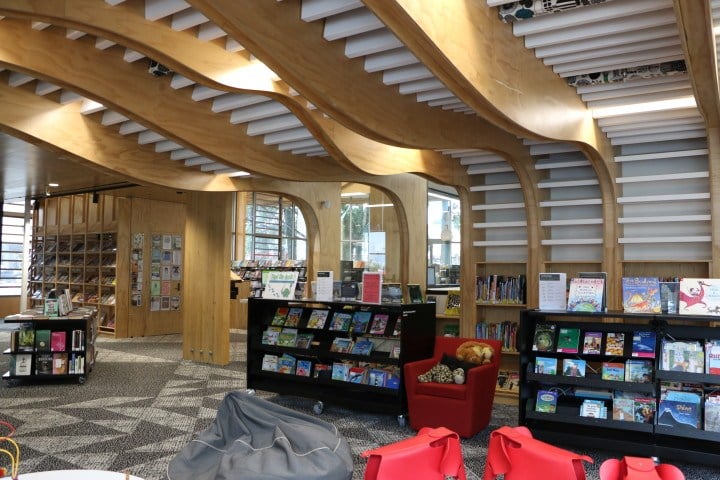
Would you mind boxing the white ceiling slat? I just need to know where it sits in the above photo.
[292,146,326,155]
[66,29,86,40]
[79,99,106,115]
[596,107,701,127]
[606,122,706,138]
[95,37,116,50]
[191,85,226,101]
[470,183,521,192]
[398,78,444,95]
[427,96,461,107]
[155,140,184,152]
[138,131,165,145]
[524,9,677,49]
[212,94,269,113]
[101,110,129,126]
[59,91,83,104]
[185,157,214,166]
[197,22,226,41]
[577,76,689,98]
[301,0,364,22]
[383,64,433,86]
[35,81,61,96]
[200,162,229,172]
[171,9,209,31]
[230,102,290,124]
[602,118,703,133]
[8,72,33,87]
[263,127,313,146]
[344,29,403,58]
[225,38,245,52]
[104,0,126,5]
[246,114,303,136]
[323,8,384,41]
[145,0,190,21]
[553,48,685,75]
[467,165,515,175]
[543,37,680,66]
[529,143,580,155]
[535,160,591,170]
[118,121,146,135]
[610,129,707,145]
[278,139,322,151]
[442,101,470,111]
[586,88,694,109]
[364,48,419,73]
[171,149,199,160]
[170,74,195,90]
[31,22,50,30]
[123,48,145,63]
[561,54,685,78]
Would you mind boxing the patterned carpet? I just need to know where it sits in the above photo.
[0,331,717,479]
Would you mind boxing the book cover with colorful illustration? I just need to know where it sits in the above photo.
[621,277,661,313]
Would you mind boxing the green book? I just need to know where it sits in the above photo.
[35,329,51,352]
[556,327,580,353]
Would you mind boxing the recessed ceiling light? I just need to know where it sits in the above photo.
[591,96,697,118]
[48,183,59,187]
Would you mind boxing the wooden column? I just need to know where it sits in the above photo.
[183,191,233,365]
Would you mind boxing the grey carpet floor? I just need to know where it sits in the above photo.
[0,331,718,479]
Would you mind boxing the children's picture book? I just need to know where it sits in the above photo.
[604,332,625,356]
[389,344,401,359]
[295,333,314,349]
[348,366,368,384]
[633,397,656,423]
[264,270,299,300]
[601,362,625,381]
[328,311,353,331]
[381,283,403,304]
[313,363,332,380]
[621,277,661,313]
[261,354,278,372]
[369,313,389,335]
[631,331,656,358]
[612,397,634,422]
[567,277,605,312]
[678,278,720,316]
[580,399,607,419]
[276,328,298,347]
[660,339,704,373]
[392,317,402,336]
[271,306,289,326]
[534,357,557,375]
[295,359,312,377]
[277,354,297,374]
[556,327,581,353]
[384,369,401,389]
[351,338,374,356]
[535,390,558,413]
[283,307,303,327]
[625,359,653,383]
[329,337,354,353]
[532,323,556,352]
[582,331,602,355]
[351,311,373,334]
[705,340,720,374]
[657,390,701,428]
[331,362,350,381]
[306,309,330,329]
[660,281,680,314]
[562,358,586,377]
[705,395,720,432]
[444,289,461,315]
[538,272,567,311]
[407,284,424,304]
[368,369,387,387]
[261,326,282,345]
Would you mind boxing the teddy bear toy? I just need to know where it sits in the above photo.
[455,341,494,365]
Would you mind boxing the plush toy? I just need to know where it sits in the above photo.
[456,341,494,365]
[417,363,454,383]
[452,368,465,384]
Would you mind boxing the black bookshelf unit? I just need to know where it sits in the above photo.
[3,309,98,385]
[247,298,436,423]
[519,308,720,467]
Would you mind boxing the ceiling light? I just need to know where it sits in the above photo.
[341,192,368,198]
[48,183,59,187]
[591,96,696,118]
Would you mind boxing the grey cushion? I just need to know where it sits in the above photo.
[167,391,353,480]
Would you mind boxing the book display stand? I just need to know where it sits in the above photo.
[519,308,720,467]
[247,298,435,424]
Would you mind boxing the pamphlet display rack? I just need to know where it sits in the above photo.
[519,308,720,467]
[247,298,435,424]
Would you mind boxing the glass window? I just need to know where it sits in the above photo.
[427,189,461,286]
[1,201,29,296]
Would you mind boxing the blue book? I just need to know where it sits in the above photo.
[350,339,374,355]
[535,390,558,413]
[350,311,373,333]
[632,331,656,358]
[535,357,557,375]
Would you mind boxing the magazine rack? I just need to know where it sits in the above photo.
[518,309,720,467]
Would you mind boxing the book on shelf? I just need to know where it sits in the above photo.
[657,390,701,429]
[407,284,424,304]
[340,281,359,301]
[328,312,353,332]
[631,331,656,358]
[604,332,625,356]
[532,323,556,352]
[331,362,351,382]
[368,369,387,387]
[444,289,461,315]
[329,337,354,353]
[385,369,401,389]
[578,272,607,312]
[580,399,607,419]
[660,339,704,373]
[295,333,314,349]
[389,344,401,359]
[705,340,720,374]
[612,397,634,422]
[567,276,605,313]
[601,362,625,381]
[35,329,51,352]
[556,327,581,353]
[538,273,567,311]
[660,281,680,314]
[50,331,67,352]
[442,323,459,337]
[362,272,382,304]
[582,331,602,355]
[261,326,282,346]
[573,387,612,400]
[381,283,403,304]
[678,278,720,316]
[306,309,330,329]
[621,277,661,313]
[633,397,656,423]
[52,352,68,375]
[348,366,368,384]
[277,354,297,374]
[704,394,720,432]
[276,328,299,347]
[313,363,332,380]
[535,390,558,413]
[391,317,402,337]
[271,306,290,326]
[350,311,373,334]
[534,357,557,375]
[625,359,653,383]
[261,354,278,372]
[351,338,374,356]
[16,325,35,353]
[283,307,304,327]
[9,354,31,376]
[369,313,389,335]
[264,270,299,300]
[36,353,53,375]
[562,358,586,377]
[295,359,312,377]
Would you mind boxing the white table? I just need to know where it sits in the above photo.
[2,470,143,480]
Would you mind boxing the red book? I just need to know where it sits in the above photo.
[50,331,67,352]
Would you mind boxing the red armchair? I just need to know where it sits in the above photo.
[403,336,502,438]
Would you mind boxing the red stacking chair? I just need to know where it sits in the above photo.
[599,457,685,480]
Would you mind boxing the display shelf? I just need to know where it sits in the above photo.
[247,298,435,420]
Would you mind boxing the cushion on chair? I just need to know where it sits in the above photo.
[415,381,467,400]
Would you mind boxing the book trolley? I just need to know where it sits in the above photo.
[519,308,720,467]
[246,298,435,424]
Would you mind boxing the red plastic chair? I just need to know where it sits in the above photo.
[483,426,593,480]
[599,457,685,480]
[403,337,502,438]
